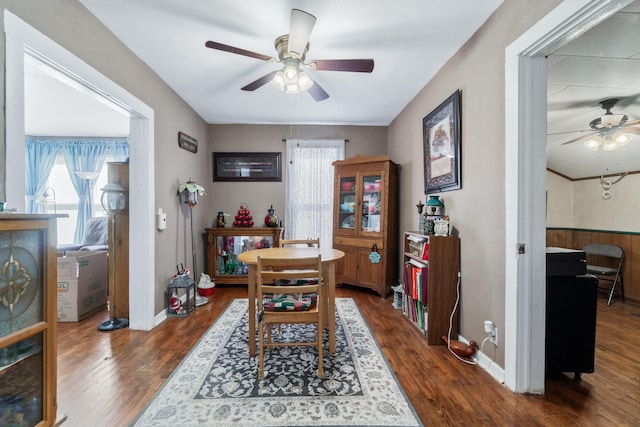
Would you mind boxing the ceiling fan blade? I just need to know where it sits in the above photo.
[308,79,329,102]
[622,118,640,127]
[205,41,274,62]
[310,59,374,73]
[241,71,279,91]
[561,132,596,145]
[623,126,640,135]
[547,129,591,136]
[288,9,316,59]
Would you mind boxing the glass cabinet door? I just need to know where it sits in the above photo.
[361,174,382,233]
[215,234,275,276]
[337,176,357,231]
[0,223,54,426]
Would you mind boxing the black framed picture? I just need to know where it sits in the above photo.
[423,90,461,194]
[213,152,282,182]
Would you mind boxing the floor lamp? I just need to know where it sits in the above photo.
[98,181,129,331]
[178,178,208,306]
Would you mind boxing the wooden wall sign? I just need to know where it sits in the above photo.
[178,132,198,153]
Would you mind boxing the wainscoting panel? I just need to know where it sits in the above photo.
[547,228,639,303]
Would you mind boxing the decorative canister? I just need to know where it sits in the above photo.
[264,205,279,227]
[434,219,450,236]
[216,212,226,227]
[425,195,444,216]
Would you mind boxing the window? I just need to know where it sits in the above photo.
[284,139,345,247]
[43,155,112,244]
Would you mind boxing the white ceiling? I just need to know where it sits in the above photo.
[23,1,640,180]
[75,0,503,126]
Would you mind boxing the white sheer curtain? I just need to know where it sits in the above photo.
[285,139,345,247]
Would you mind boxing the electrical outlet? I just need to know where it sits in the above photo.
[484,320,498,346]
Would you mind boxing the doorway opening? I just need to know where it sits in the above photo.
[504,0,634,393]
[4,11,156,330]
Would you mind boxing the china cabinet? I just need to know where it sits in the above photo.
[204,227,282,285]
[332,155,398,296]
[0,214,65,426]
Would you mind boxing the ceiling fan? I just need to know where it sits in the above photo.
[205,9,374,102]
[560,98,640,151]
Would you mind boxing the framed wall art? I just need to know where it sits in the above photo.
[213,152,282,182]
[423,90,461,194]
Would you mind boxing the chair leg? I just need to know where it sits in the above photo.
[317,324,324,378]
[258,322,265,380]
[607,277,624,306]
[607,282,615,306]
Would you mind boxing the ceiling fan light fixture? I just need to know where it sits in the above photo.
[584,137,601,151]
[297,71,313,91]
[614,131,631,146]
[270,62,314,95]
[270,71,286,91]
[283,62,298,84]
[602,139,619,151]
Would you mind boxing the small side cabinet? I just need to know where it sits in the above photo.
[0,214,65,426]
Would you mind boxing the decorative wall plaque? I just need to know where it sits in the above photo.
[178,132,198,153]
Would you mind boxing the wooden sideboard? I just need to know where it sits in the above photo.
[547,228,640,303]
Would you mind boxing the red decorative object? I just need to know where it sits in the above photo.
[232,202,254,227]
[264,205,279,227]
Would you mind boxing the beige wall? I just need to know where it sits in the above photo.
[546,171,573,228]
[387,0,563,367]
[547,171,640,232]
[206,124,387,229]
[0,0,209,314]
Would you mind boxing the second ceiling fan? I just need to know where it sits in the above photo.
[561,98,640,151]
[205,9,374,101]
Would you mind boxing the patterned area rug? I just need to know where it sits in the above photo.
[133,298,422,426]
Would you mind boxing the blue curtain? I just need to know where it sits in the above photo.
[109,139,130,162]
[25,136,129,243]
[25,137,61,213]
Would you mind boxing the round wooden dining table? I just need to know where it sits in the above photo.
[238,246,345,357]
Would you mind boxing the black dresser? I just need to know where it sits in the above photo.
[545,247,598,378]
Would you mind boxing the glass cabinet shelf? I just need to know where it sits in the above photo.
[205,227,282,285]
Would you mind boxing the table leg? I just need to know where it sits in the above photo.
[247,264,256,357]
[326,262,336,354]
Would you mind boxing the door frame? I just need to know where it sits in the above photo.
[4,11,157,330]
[504,0,633,393]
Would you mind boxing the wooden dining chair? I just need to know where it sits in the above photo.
[256,255,324,380]
[279,238,320,248]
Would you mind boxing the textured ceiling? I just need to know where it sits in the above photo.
[546,2,640,179]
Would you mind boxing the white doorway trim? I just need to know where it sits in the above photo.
[4,11,156,330]
[504,0,633,393]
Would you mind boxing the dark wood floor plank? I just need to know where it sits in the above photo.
[56,286,640,426]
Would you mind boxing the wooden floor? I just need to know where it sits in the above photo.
[57,286,640,426]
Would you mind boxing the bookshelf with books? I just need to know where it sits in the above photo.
[402,231,460,345]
